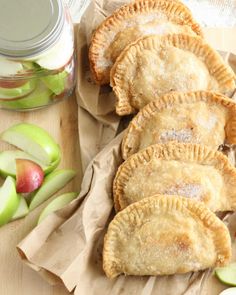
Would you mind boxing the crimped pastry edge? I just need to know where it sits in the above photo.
[113,142,236,211]
[110,34,236,116]
[103,194,231,278]
[89,0,203,85]
[121,91,236,159]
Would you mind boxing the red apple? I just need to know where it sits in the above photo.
[16,159,44,193]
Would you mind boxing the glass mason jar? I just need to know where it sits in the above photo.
[0,0,76,111]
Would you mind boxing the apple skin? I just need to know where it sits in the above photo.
[0,150,59,178]
[41,70,68,95]
[0,123,61,165]
[37,192,78,224]
[29,169,76,211]
[16,159,44,193]
[0,79,28,88]
[0,80,36,101]
[0,176,20,226]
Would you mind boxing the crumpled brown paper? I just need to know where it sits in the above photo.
[18,1,236,294]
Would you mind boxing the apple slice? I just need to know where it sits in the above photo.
[0,81,52,110]
[41,70,68,95]
[0,176,20,226]
[36,25,73,70]
[38,192,78,224]
[219,288,236,295]
[29,169,76,210]
[0,80,36,100]
[16,159,44,193]
[11,196,29,221]
[0,123,61,165]
[0,57,23,76]
[0,150,59,177]
[215,263,236,286]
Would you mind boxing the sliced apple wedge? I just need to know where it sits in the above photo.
[0,123,61,165]
[0,57,23,76]
[0,176,20,226]
[0,81,52,109]
[38,192,78,224]
[0,150,59,177]
[41,70,68,95]
[215,263,236,286]
[16,159,44,193]
[11,196,29,221]
[29,169,76,210]
[36,25,73,70]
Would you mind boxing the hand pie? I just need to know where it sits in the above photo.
[103,195,231,279]
[111,34,236,115]
[114,143,236,212]
[122,91,236,159]
[89,0,202,85]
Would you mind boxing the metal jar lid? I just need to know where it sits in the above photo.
[0,0,65,58]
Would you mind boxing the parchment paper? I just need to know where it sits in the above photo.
[18,1,236,295]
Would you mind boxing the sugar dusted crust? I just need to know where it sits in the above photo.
[110,34,236,116]
[89,0,203,85]
[113,142,236,212]
[122,91,236,159]
[103,195,231,278]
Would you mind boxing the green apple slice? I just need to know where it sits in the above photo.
[0,150,60,177]
[11,196,29,221]
[0,150,46,177]
[29,169,76,210]
[38,192,78,224]
[0,123,61,165]
[0,80,36,100]
[41,70,68,95]
[0,176,20,226]
[0,81,52,110]
[215,263,236,286]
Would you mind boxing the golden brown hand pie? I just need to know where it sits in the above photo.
[114,143,236,212]
[111,34,236,116]
[89,0,203,85]
[122,91,236,159]
[103,195,231,279]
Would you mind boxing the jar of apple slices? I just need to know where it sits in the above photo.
[0,0,76,111]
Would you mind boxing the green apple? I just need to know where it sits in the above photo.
[0,81,52,110]
[0,176,20,226]
[0,150,46,177]
[0,80,36,100]
[0,150,60,177]
[0,123,61,165]
[219,288,236,295]
[29,169,76,210]
[38,192,78,224]
[215,263,236,286]
[11,196,29,221]
[41,70,68,95]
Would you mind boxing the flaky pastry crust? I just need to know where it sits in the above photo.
[114,143,236,212]
[110,34,236,115]
[89,0,203,85]
[103,195,231,278]
[122,91,236,159]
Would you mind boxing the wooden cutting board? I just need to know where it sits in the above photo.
[0,28,235,295]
